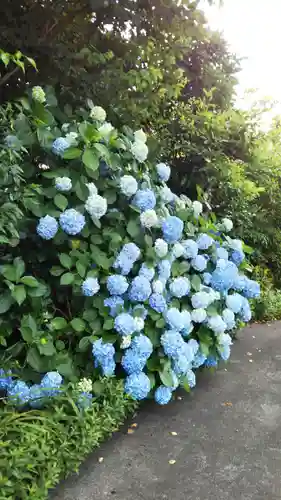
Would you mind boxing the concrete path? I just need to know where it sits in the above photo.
[53,322,281,500]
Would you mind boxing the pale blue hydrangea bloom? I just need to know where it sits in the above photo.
[218,344,231,361]
[222,308,236,330]
[211,261,239,292]
[132,189,156,212]
[156,162,171,182]
[205,356,218,368]
[162,216,183,243]
[128,276,152,302]
[29,384,44,408]
[0,369,12,390]
[7,381,30,406]
[52,137,69,156]
[113,243,140,275]
[149,293,167,313]
[120,175,138,197]
[192,352,207,368]
[160,185,175,204]
[216,247,229,261]
[124,372,151,400]
[187,339,199,356]
[122,350,147,374]
[40,371,63,397]
[169,277,190,298]
[139,264,155,281]
[207,315,227,335]
[165,308,185,331]
[154,385,172,405]
[226,293,244,313]
[197,234,214,250]
[191,308,207,323]
[203,272,212,285]
[37,215,58,240]
[55,176,72,192]
[77,392,93,410]
[104,296,124,317]
[154,238,168,258]
[191,255,207,272]
[85,194,107,219]
[241,278,260,299]
[161,330,185,358]
[59,209,85,235]
[114,313,136,336]
[82,277,100,296]
[185,369,196,388]
[182,240,198,259]
[191,292,210,309]
[172,242,185,259]
[231,250,245,266]
[107,275,128,295]
[92,339,116,376]
[157,259,171,280]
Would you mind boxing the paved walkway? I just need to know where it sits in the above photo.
[53,322,281,500]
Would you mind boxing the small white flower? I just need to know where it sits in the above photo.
[120,335,132,349]
[65,131,78,146]
[32,86,46,103]
[230,238,243,251]
[86,182,98,196]
[120,175,138,197]
[134,317,144,332]
[160,186,174,204]
[156,163,170,182]
[221,218,233,232]
[172,243,184,259]
[175,197,186,210]
[85,194,107,219]
[77,378,93,393]
[140,209,158,228]
[134,129,147,143]
[192,200,203,217]
[152,280,164,294]
[154,238,168,258]
[38,163,50,170]
[191,308,207,323]
[98,122,114,137]
[62,123,70,132]
[131,141,148,162]
[90,106,107,122]
[55,176,72,192]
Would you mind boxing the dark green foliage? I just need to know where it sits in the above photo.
[0,378,137,500]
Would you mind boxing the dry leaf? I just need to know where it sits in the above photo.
[169,459,176,465]
[127,428,135,434]
[131,423,138,428]
[222,402,233,407]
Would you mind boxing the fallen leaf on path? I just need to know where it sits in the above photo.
[222,402,233,407]
[98,457,104,463]
[127,428,135,434]
[131,423,138,428]
[169,459,176,465]
[170,431,178,436]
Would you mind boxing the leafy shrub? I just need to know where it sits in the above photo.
[0,87,260,407]
[251,266,281,322]
[0,378,137,500]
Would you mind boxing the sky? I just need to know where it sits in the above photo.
[202,0,281,124]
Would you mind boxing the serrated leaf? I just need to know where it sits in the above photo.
[59,253,72,269]
[63,147,82,159]
[51,317,68,330]
[60,272,74,285]
[71,318,86,332]
[20,276,39,287]
[82,148,99,171]
[54,193,68,211]
[12,285,26,305]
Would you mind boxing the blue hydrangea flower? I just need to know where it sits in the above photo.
[41,371,63,397]
[242,278,260,299]
[107,275,128,295]
[124,372,151,400]
[192,352,207,368]
[55,176,72,192]
[156,162,171,182]
[29,384,44,408]
[59,209,85,235]
[114,313,136,336]
[191,292,210,309]
[132,304,148,320]
[197,234,214,250]
[154,238,168,258]
[218,344,231,361]
[187,339,199,356]
[132,189,156,212]
[104,296,124,317]
[162,216,183,243]
[191,308,207,323]
[240,298,252,322]
[81,277,100,296]
[173,354,192,375]
[158,260,171,280]
[138,264,155,281]
[92,339,116,376]
[203,272,212,285]
[226,293,244,313]
[211,261,239,292]
[185,369,196,388]
[52,137,70,156]
[7,381,30,406]
[182,240,198,259]
[128,276,152,302]
[165,308,185,331]
[169,277,190,298]
[77,392,93,410]
[113,243,140,275]
[154,385,172,405]
[122,350,147,374]
[0,369,12,390]
[149,293,167,313]
[205,356,218,368]
[161,330,184,358]
[216,247,229,261]
[37,215,58,240]
[207,315,227,335]
[191,255,207,272]
[231,250,245,266]
[222,308,236,330]
[131,334,153,357]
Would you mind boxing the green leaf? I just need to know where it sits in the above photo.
[127,219,140,238]
[27,347,44,372]
[92,380,105,396]
[82,148,99,171]
[200,343,210,357]
[76,261,86,277]
[148,373,156,389]
[94,143,110,159]
[51,317,68,330]
[206,305,218,316]
[1,265,17,282]
[156,318,165,329]
[59,253,72,269]
[103,318,114,330]
[71,318,86,332]
[0,293,13,314]
[63,147,82,159]
[78,336,91,352]
[50,266,64,277]
[181,377,191,393]
[12,285,26,305]
[191,274,201,291]
[159,367,174,387]
[14,257,25,281]
[54,193,68,211]
[20,276,39,287]
[60,272,75,285]
[38,339,56,356]
[27,283,48,297]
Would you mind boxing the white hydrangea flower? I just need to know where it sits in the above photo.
[65,131,78,146]
[191,308,207,323]
[134,317,144,332]
[32,86,46,103]
[154,238,168,258]
[134,129,147,143]
[172,243,184,258]
[131,141,148,162]
[38,163,50,170]
[230,238,243,251]
[86,182,98,196]
[77,378,93,393]
[221,218,233,232]
[55,176,72,192]
[192,200,203,217]
[62,123,70,132]
[140,209,158,228]
[90,106,107,122]
[85,194,107,219]
[98,122,114,137]
[120,175,138,197]
[175,197,186,210]
[160,186,174,204]
[152,280,164,294]
[120,335,132,349]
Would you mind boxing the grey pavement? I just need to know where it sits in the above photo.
[52,322,281,500]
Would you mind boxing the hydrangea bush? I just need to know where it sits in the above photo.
[0,88,260,406]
